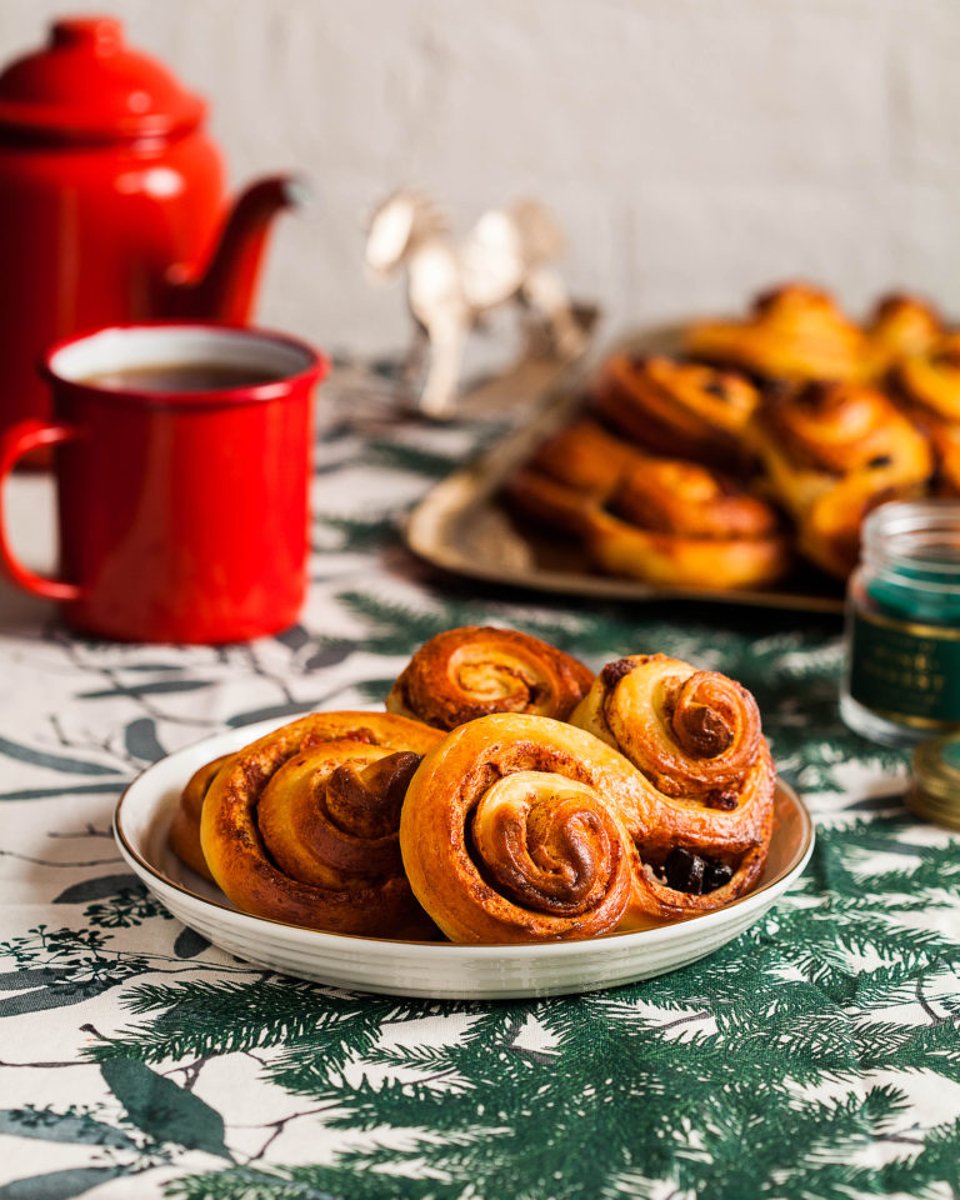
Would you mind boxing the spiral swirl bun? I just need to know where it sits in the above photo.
[684,283,867,383]
[473,774,630,915]
[256,747,422,887]
[400,709,774,936]
[387,626,594,730]
[865,293,943,378]
[199,712,443,936]
[932,425,960,497]
[504,419,644,536]
[753,380,933,576]
[572,654,762,799]
[593,355,760,468]
[523,418,643,501]
[586,459,790,590]
[569,654,774,898]
[168,753,234,882]
[891,335,960,426]
[760,380,927,476]
[399,714,650,942]
[506,417,789,591]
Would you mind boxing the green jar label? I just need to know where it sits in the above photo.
[849,608,960,728]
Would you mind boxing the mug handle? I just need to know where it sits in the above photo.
[0,419,83,602]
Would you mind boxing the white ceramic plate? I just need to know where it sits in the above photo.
[114,717,815,1000]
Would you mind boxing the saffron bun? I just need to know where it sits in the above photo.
[168,753,233,882]
[502,418,643,536]
[886,334,960,495]
[386,625,593,730]
[891,333,960,426]
[398,715,646,943]
[592,355,760,469]
[749,380,934,577]
[684,283,867,384]
[198,712,443,936]
[399,710,776,940]
[173,637,781,943]
[864,293,943,379]
[932,425,960,497]
[521,417,643,499]
[582,458,791,590]
[569,652,775,886]
[505,422,790,591]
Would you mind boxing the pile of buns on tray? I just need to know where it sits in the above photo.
[169,626,776,945]
[506,284,958,587]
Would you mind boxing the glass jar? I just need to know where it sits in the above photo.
[841,500,960,747]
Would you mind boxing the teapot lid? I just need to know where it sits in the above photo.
[0,16,206,142]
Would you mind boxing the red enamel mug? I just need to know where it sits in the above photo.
[0,323,327,643]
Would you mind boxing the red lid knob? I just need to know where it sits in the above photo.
[51,16,123,54]
[0,15,206,142]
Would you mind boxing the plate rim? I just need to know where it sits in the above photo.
[114,715,816,960]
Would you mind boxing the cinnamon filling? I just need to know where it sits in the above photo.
[601,657,636,689]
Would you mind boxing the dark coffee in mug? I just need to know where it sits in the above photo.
[82,361,281,392]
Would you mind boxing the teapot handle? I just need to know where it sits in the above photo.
[0,420,83,602]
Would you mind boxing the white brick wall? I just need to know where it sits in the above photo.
[2,0,959,359]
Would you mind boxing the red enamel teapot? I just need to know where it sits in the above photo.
[0,15,303,443]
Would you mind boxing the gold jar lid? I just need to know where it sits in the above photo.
[909,733,960,830]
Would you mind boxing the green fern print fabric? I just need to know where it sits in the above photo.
[0,386,958,1200]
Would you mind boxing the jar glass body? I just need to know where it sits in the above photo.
[841,501,960,747]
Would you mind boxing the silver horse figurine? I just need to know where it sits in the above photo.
[365,190,587,416]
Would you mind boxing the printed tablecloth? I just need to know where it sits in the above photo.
[1,381,958,1200]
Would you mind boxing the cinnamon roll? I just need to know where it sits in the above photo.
[569,653,775,916]
[593,355,760,468]
[400,709,774,941]
[932,425,960,497]
[864,293,943,379]
[399,714,648,942]
[387,626,594,730]
[751,380,934,576]
[503,418,643,535]
[168,753,233,882]
[685,283,867,383]
[891,333,960,427]
[199,712,443,936]
[583,458,791,590]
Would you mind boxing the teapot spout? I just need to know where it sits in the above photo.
[166,174,308,323]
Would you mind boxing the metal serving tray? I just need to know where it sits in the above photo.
[404,324,845,615]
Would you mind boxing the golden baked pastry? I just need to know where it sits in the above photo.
[505,418,789,591]
[891,333,960,426]
[593,355,760,468]
[750,380,934,577]
[199,712,443,936]
[569,653,775,916]
[885,333,960,495]
[399,714,648,943]
[685,283,867,383]
[864,293,943,379]
[503,418,643,535]
[522,417,642,496]
[932,425,960,497]
[387,625,594,730]
[584,458,791,590]
[168,753,233,882]
[401,703,776,939]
